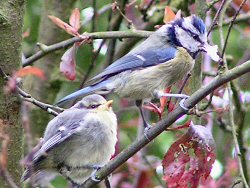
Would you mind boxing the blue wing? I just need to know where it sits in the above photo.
[55,46,177,105]
[88,46,177,85]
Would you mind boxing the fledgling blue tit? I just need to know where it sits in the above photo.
[22,94,117,187]
[56,15,219,130]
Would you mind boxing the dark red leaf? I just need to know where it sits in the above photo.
[162,125,216,188]
[136,171,153,188]
[167,100,175,112]
[60,45,77,80]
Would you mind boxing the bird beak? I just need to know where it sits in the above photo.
[199,42,220,62]
[98,100,113,111]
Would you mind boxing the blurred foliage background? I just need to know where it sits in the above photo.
[20,0,250,187]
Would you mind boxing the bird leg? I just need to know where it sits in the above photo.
[60,164,104,182]
[135,100,152,140]
[90,164,104,182]
[154,91,190,112]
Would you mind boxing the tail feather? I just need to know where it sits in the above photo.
[21,170,58,187]
[21,169,30,182]
[56,80,113,106]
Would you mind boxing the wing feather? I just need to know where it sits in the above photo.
[88,47,177,85]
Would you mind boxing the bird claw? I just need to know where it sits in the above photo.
[179,98,190,112]
[90,165,103,182]
[144,124,152,141]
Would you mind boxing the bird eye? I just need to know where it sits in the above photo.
[90,104,100,109]
[192,34,199,40]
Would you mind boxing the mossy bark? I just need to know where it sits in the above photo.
[0,0,25,187]
[23,0,76,137]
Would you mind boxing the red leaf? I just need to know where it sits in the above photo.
[163,6,176,24]
[60,45,77,80]
[48,15,79,36]
[70,8,81,31]
[22,29,30,38]
[162,125,216,188]
[15,66,45,79]
[167,100,175,112]
[136,171,153,188]
[143,102,162,117]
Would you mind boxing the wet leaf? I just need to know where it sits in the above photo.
[60,45,78,80]
[162,125,216,188]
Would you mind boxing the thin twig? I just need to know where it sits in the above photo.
[207,0,227,36]
[17,87,62,116]
[231,81,248,184]
[200,91,214,111]
[207,0,221,10]
[0,67,63,116]
[22,30,152,67]
[113,1,135,29]
[82,60,250,187]
[178,73,191,95]
[174,73,191,105]
[230,179,242,188]
[221,0,247,58]
[227,86,249,188]
[218,1,249,186]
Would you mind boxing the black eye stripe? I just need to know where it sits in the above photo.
[179,26,202,43]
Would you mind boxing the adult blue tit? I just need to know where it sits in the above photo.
[56,15,219,129]
[22,94,117,187]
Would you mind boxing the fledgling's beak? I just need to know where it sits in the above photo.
[199,42,220,62]
[98,100,113,111]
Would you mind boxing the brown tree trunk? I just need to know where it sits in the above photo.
[0,0,25,187]
[23,0,76,137]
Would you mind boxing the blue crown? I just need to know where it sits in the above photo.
[191,16,206,34]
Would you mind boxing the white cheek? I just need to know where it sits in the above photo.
[200,33,207,43]
[175,27,199,53]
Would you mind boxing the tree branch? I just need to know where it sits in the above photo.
[82,60,250,187]
[22,31,152,67]
[22,11,250,68]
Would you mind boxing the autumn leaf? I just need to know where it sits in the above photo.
[15,66,45,79]
[70,8,81,31]
[162,124,216,188]
[60,45,78,80]
[163,6,176,24]
[4,66,45,94]
[48,15,79,36]
[143,87,173,119]
[22,29,30,38]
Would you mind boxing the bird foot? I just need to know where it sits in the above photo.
[90,165,104,182]
[143,123,152,141]
[179,98,190,112]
